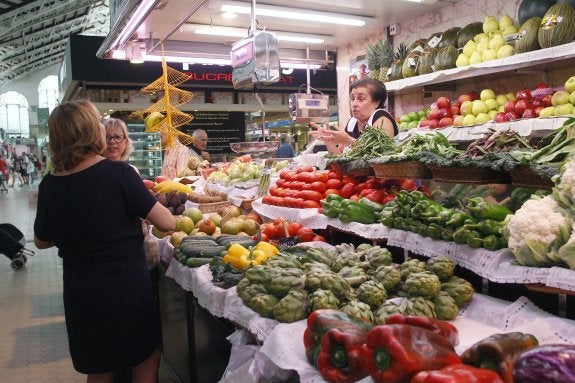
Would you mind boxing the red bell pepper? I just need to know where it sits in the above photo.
[460,332,538,383]
[411,364,504,383]
[365,190,387,203]
[339,184,356,199]
[385,314,459,347]
[303,309,372,369]
[360,324,462,383]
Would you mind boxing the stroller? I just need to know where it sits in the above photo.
[0,223,35,270]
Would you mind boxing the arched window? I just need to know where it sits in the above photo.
[38,75,59,113]
[0,91,29,138]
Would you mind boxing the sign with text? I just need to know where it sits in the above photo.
[180,111,245,156]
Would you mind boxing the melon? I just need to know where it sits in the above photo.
[434,45,458,71]
[515,17,542,53]
[402,51,422,78]
[538,2,575,48]
[418,48,438,75]
[438,27,461,49]
[518,0,556,25]
[388,60,404,81]
[409,39,428,53]
[457,22,484,48]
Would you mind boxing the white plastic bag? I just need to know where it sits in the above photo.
[142,222,160,269]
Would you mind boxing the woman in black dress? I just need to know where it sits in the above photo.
[34,100,176,383]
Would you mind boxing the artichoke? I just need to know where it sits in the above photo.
[356,243,373,253]
[266,268,306,297]
[365,246,393,268]
[404,271,441,298]
[237,282,268,304]
[441,275,475,307]
[400,296,437,318]
[266,254,302,269]
[374,301,403,325]
[304,247,335,266]
[319,273,353,300]
[244,265,276,285]
[356,280,388,309]
[330,253,361,272]
[426,256,456,281]
[302,261,332,273]
[340,299,374,322]
[305,269,336,292]
[400,258,427,280]
[309,289,340,311]
[272,290,310,323]
[338,265,369,287]
[248,293,280,318]
[434,291,459,320]
[371,264,402,291]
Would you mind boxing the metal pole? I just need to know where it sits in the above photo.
[250,0,257,35]
[306,44,311,94]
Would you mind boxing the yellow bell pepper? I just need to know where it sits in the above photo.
[251,249,268,264]
[227,243,250,258]
[255,242,279,258]
[236,253,254,269]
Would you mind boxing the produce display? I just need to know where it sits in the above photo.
[257,217,326,243]
[207,157,289,186]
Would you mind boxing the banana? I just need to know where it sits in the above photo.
[153,180,194,194]
[144,112,166,130]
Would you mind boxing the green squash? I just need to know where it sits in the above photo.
[434,45,458,71]
[457,22,483,48]
[402,51,422,78]
[516,17,542,53]
[538,2,575,48]
[438,27,461,49]
[418,48,438,75]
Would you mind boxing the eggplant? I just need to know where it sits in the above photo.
[513,344,575,383]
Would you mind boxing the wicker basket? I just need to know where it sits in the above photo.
[509,166,554,189]
[196,200,231,213]
[370,161,432,179]
[429,166,511,184]
[329,159,374,177]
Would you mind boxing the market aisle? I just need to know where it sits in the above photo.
[0,183,180,383]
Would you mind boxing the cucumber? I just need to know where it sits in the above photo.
[185,257,213,268]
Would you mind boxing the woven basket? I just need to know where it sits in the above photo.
[329,159,374,177]
[370,161,432,179]
[429,166,511,184]
[509,166,554,189]
[196,200,231,213]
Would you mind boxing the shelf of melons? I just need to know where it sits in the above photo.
[385,41,575,95]
[397,115,572,142]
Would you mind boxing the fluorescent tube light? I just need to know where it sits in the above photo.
[143,53,324,69]
[219,1,371,26]
[190,24,328,44]
[114,0,159,49]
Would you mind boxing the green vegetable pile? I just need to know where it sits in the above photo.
[328,125,397,161]
[236,243,474,323]
[370,132,460,164]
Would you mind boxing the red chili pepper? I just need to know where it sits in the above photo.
[303,309,372,369]
[317,327,371,383]
[411,364,504,383]
[385,314,459,347]
[360,324,462,383]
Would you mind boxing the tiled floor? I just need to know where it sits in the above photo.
[0,181,181,383]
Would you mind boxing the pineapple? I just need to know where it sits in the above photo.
[366,39,394,83]
[389,43,409,81]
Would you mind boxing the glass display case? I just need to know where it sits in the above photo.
[126,121,162,180]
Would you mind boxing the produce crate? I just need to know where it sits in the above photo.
[428,166,511,184]
[370,160,432,179]
[195,200,231,214]
[329,159,374,177]
[509,165,554,189]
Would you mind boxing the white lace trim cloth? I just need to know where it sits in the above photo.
[252,198,329,229]
[328,219,391,240]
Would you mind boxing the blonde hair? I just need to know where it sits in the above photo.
[48,100,105,172]
[102,118,134,161]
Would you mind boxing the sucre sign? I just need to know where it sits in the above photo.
[183,71,296,85]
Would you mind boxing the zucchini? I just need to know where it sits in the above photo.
[185,257,213,268]
[181,236,218,243]
[180,245,226,258]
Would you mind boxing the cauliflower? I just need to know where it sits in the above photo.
[504,195,572,267]
[553,158,575,210]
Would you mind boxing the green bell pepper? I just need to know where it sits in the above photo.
[482,235,506,251]
[425,209,455,226]
[427,223,443,240]
[358,197,384,213]
[466,230,483,248]
[466,197,512,221]
[441,227,455,241]
[340,203,376,224]
[453,227,471,244]
[445,212,473,228]
[326,194,344,203]
[464,219,505,236]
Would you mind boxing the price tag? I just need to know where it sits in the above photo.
[427,35,442,48]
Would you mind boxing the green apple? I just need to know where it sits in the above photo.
[483,16,499,34]
[539,106,555,117]
[489,34,505,51]
[456,53,469,67]
[496,94,508,106]
[408,111,419,121]
[472,100,489,115]
[499,15,516,30]
[399,121,410,131]
[555,103,574,116]
[399,114,412,123]
[480,89,496,101]
[482,49,498,62]
[565,76,575,93]
[462,40,477,57]
[506,92,516,101]
[570,91,575,105]
[476,41,489,54]
[485,99,499,110]
[475,112,491,124]
[498,105,505,113]
[552,90,571,106]
[469,51,483,65]
[497,44,515,59]
[460,100,474,115]
[462,114,476,126]
[488,110,498,119]
[453,115,465,126]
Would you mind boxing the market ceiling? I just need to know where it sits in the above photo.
[0,0,459,89]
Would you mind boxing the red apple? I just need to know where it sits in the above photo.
[534,106,544,116]
[516,89,532,100]
[439,117,454,127]
[468,91,480,101]
[449,103,461,116]
[438,108,451,119]
[531,98,543,108]
[505,111,520,121]
[457,94,473,104]
[436,96,451,109]
[427,108,440,120]
[504,100,516,113]
[542,95,553,107]
[522,109,537,119]
[419,119,430,128]
[514,99,532,115]
[535,82,549,89]
[428,119,439,129]
[493,112,507,123]
[155,175,170,183]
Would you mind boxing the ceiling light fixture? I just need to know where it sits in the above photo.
[114,0,159,50]
[130,43,145,64]
[219,1,372,26]
[189,24,329,44]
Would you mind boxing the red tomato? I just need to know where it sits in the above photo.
[279,170,290,180]
[324,189,341,197]
[300,190,324,202]
[314,171,329,183]
[303,200,321,209]
[273,217,286,225]
[268,186,279,196]
[275,179,285,187]
[296,227,315,242]
[296,165,315,173]
[339,183,356,199]
[326,179,343,189]
[349,194,360,202]
[359,188,377,197]
[285,171,299,181]
[400,179,416,191]
[262,195,273,204]
[288,222,302,236]
[310,181,327,194]
[301,183,312,190]
[328,171,342,180]
[260,233,270,242]
[342,176,360,185]
[290,181,304,190]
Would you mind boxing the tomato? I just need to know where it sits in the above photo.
[328,171,342,180]
[263,224,277,239]
[400,179,416,191]
[342,176,360,185]
[273,217,286,225]
[275,179,285,187]
[268,186,279,196]
[285,171,299,181]
[260,233,270,242]
[339,183,356,199]
[326,179,343,189]
[282,181,293,189]
[296,227,315,242]
[359,188,377,197]
[314,171,329,183]
[301,183,312,190]
[284,196,298,208]
[303,200,321,209]
[300,190,324,202]
[290,181,304,190]
[279,170,290,180]
[296,165,315,173]
[356,182,368,192]
[288,222,302,236]
[310,181,327,194]
[349,194,360,202]
[324,189,341,197]
[262,195,273,204]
